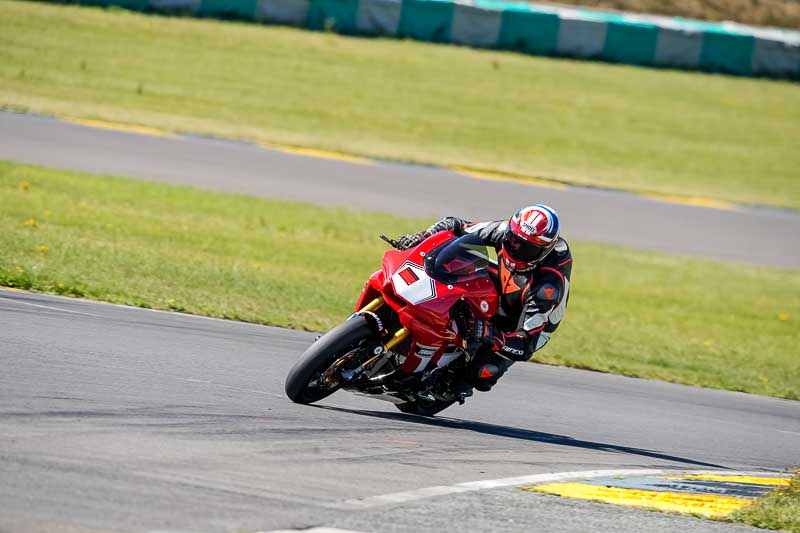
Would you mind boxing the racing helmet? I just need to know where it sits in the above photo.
[502,205,560,271]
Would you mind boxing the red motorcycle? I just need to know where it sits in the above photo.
[285,231,499,416]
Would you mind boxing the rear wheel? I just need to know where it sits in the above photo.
[395,398,456,417]
[285,316,376,404]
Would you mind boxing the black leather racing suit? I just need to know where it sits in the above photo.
[423,217,572,391]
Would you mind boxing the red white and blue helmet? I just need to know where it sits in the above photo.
[502,205,560,271]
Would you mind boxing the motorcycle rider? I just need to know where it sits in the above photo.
[395,205,571,393]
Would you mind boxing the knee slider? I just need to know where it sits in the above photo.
[476,363,500,385]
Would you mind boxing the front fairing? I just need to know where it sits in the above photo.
[351,232,500,375]
[383,232,498,331]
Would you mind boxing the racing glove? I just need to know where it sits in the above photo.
[468,319,529,361]
[396,232,425,250]
[466,318,495,355]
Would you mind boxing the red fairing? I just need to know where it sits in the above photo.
[353,270,385,311]
[354,231,499,375]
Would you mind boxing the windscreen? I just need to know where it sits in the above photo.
[424,233,495,283]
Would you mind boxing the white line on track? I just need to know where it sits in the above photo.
[342,469,790,509]
[0,288,284,328]
[0,294,108,318]
[0,289,288,399]
[259,529,370,533]
[701,416,796,437]
[90,360,287,400]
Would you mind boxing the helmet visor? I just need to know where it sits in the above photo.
[502,231,550,264]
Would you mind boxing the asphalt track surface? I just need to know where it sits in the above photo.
[2,111,799,269]
[1,111,799,532]
[2,289,799,532]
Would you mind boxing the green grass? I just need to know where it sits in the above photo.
[727,472,800,532]
[2,1,800,209]
[2,160,798,399]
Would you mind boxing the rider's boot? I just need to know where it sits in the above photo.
[467,349,515,392]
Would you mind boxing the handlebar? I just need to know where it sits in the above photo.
[380,234,401,249]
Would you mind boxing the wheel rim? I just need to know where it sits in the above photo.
[304,346,364,397]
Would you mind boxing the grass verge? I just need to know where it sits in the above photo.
[2,161,798,399]
[726,471,800,532]
[2,0,799,209]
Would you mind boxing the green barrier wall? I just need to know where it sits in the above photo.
[700,31,756,76]
[308,0,358,32]
[398,0,454,43]
[603,21,658,65]
[497,7,560,55]
[200,0,258,19]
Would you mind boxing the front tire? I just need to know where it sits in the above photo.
[285,315,376,404]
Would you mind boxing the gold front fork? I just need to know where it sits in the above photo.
[355,327,409,371]
[384,327,409,350]
[357,296,409,352]
[359,296,384,314]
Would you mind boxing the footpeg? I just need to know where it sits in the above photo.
[456,390,473,404]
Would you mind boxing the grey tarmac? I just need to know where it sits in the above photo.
[1,289,798,532]
[1,111,799,268]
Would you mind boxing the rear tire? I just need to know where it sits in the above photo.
[285,316,376,404]
[395,399,456,417]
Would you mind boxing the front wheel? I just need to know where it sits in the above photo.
[285,315,377,404]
